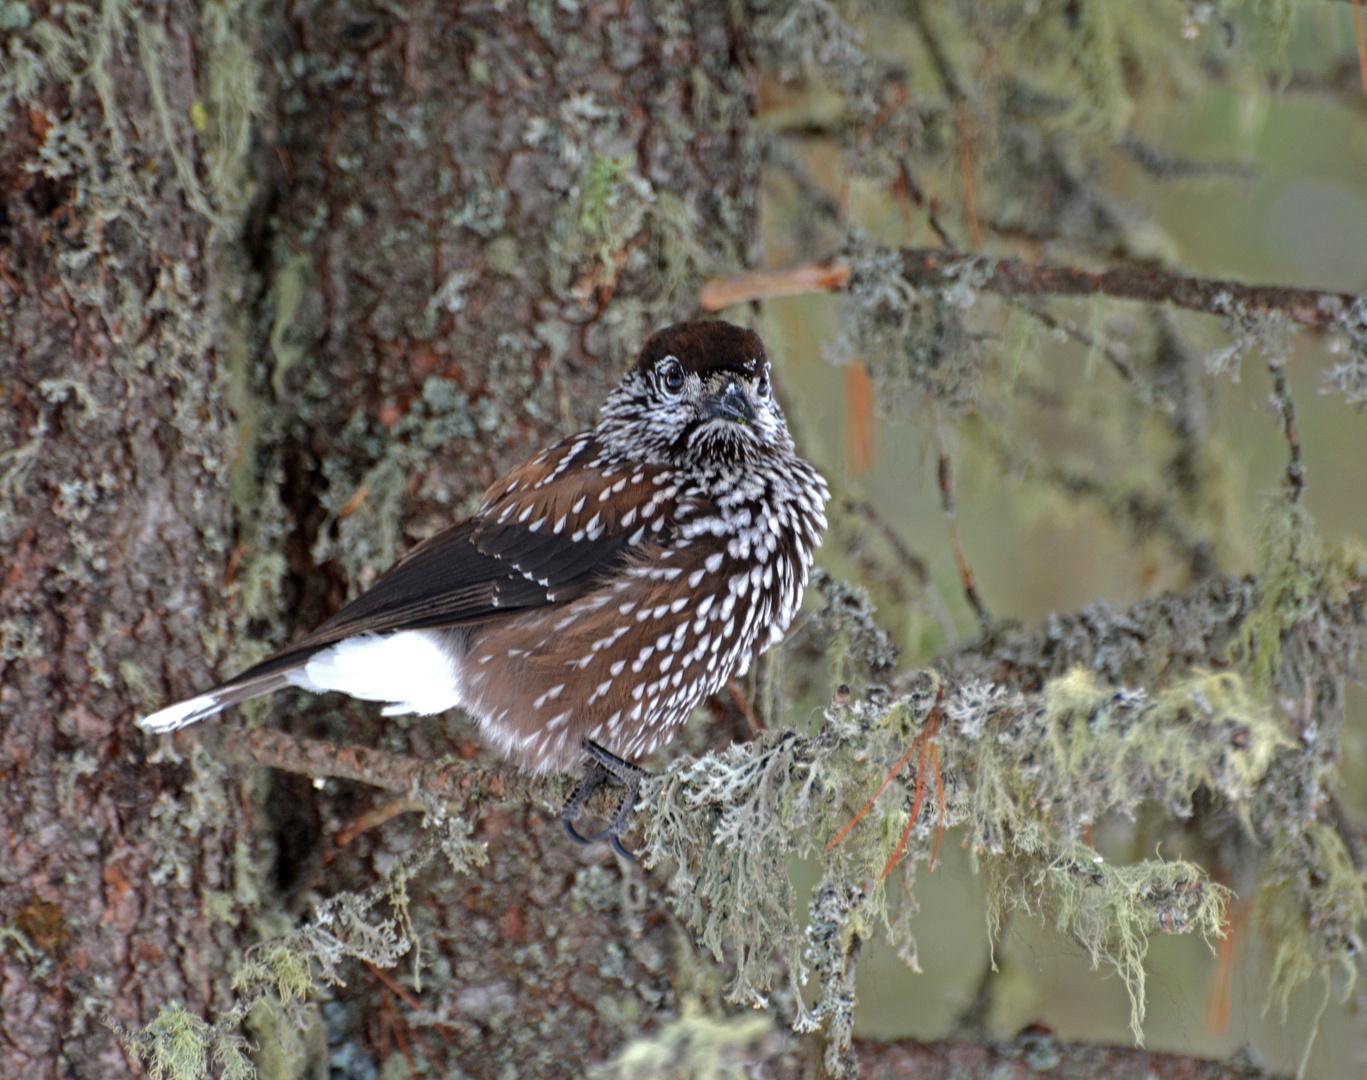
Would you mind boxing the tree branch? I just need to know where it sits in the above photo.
[185,724,536,809]
[702,251,1360,330]
[179,555,1363,1076]
[898,250,1358,328]
[852,1032,1289,1080]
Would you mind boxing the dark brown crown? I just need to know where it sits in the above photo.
[633,320,767,379]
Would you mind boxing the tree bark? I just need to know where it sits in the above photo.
[1,1,758,1075]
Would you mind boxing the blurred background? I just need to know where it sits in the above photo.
[726,4,1367,1075]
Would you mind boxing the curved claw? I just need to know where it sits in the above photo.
[562,814,608,846]
[608,832,639,863]
[563,807,638,860]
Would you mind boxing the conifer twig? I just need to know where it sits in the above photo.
[1267,361,1306,503]
[931,400,991,629]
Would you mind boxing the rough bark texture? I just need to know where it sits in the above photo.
[1,4,254,1075]
[1,1,757,1075]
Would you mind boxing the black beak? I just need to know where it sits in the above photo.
[703,377,756,426]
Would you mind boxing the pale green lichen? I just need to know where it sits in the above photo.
[0,432,44,530]
[587,1000,773,1080]
[3,0,272,716]
[984,821,1230,1042]
[1024,668,1286,832]
[795,878,872,1076]
[309,452,416,594]
[826,246,981,412]
[109,1004,233,1080]
[1205,296,1292,383]
[1255,821,1367,1078]
[1326,295,1367,407]
[448,170,511,237]
[266,253,314,400]
[243,996,322,1080]
[37,3,1366,1078]
[552,148,730,315]
[646,653,1298,1074]
[302,374,488,595]
[110,811,487,1080]
[991,1,1132,136]
[1258,823,1366,1022]
[0,924,54,979]
[0,616,44,662]
[118,660,163,713]
[1243,502,1367,696]
[805,568,901,690]
[0,1,31,30]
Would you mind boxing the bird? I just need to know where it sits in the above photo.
[139,320,830,855]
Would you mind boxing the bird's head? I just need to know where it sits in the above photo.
[599,321,794,467]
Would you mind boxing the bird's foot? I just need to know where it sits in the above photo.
[561,740,648,861]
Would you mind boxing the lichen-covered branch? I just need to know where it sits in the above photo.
[707,247,1367,412]
[186,725,529,809]
[645,667,1261,1055]
[892,248,1361,331]
[183,516,1365,1076]
[590,1019,1294,1080]
[849,1031,1292,1080]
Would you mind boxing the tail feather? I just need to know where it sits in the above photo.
[138,629,455,733]
[138,664,304,733]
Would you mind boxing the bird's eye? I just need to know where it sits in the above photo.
[658,357,685,396]
[756,368,771,399]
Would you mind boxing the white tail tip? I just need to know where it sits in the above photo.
[138,693,225,733]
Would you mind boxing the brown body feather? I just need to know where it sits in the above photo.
[140,321,828,796]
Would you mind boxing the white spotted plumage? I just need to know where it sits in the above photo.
[138,322,828,793]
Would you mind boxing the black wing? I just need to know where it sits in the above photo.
[220,439,672,683]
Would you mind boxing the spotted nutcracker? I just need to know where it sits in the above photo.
[140,320,830,855]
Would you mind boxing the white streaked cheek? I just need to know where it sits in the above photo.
[287,630,465,716]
